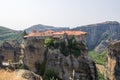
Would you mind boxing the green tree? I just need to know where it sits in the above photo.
[60,40,69,56]
[21,30,27,37]
[68,36,80,57]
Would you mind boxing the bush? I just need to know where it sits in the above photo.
[72,47,80,57]
[18,63,25,69]
[45,68,59,80]
[68,36,77,49]
[44,38,59,48]
[35,62,45,76]
[60,40,69,56]
[53,40,59,48]
[44,38,53,47]
[68,36,80,57]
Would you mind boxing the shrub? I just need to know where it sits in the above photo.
[72,47,80,57]
[53,40,59,48]
[68,36,80,57]
[21,30,27,37]
[18,63,25,69]
[60,40,69,56]
[44,38,59,48]
[35,62,45,76]
[44,38,53,47]
[45,68,59,80]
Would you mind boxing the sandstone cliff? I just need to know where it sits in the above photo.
[106,41,120,80]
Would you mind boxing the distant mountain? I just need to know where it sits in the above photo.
[25,24,69,33]
[0,26,22,44]
[73,21,120,52]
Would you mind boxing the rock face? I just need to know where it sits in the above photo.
[23,39,46,72]
[106,41,120,80]
[46,48,97,80]
[23,37,98,80]
[73,21,120,52]
[0,40,21,63]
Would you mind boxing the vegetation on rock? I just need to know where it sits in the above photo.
[60,40,69,56]
[21,30,27,37]
[35,62,46,76]
[44,68,59,80]
[44,38,59,48]
[88,51,106,65]
[98,70,105,80]
[67,36,81,57]
[44,36,81,57]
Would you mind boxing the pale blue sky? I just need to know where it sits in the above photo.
[0,0,120,30]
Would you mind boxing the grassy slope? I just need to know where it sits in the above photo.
[88,51,106,65]
[0,26,23,44]
[88,51,106,80]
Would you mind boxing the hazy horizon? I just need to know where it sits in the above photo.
[0,0,120,30]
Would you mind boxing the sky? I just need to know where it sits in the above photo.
[0,0,120,30]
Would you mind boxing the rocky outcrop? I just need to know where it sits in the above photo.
[0,40,21,63]
[46,48,97,80]
[23,39,46,72]
[23,37,98,80]
[106,41,120,80]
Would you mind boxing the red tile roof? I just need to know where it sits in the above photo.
[53,31,87,36]
[24,30,87,38]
